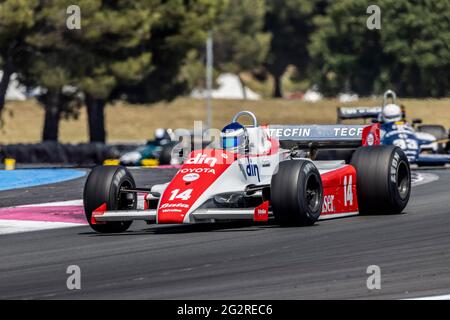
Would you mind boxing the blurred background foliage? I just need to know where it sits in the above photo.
[0,0,449,142]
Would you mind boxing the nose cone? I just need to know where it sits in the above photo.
[157,149,235,224]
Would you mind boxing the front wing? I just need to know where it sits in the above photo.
[92,207,357,224]
[415,154,450,166]
[92,207,267,224]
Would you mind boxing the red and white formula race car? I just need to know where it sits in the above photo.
[83,111,411,233]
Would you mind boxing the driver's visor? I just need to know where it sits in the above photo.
[222,135,244,150]
[384,114,400,120]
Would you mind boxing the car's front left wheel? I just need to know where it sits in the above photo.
[271,160,323,226]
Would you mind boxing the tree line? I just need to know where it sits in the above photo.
[0,0,449,142]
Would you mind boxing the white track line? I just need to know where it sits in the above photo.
[0,196,150,235]
[0,220,84,235]
[412,172,439,187]
[0,199,85,235]
[18,195,145,208]
[20,199,83,207]
[405,294,450,300]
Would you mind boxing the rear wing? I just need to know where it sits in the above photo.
[268,124,380,149]
[336,106,382,123]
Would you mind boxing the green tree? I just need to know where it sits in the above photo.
[4,0,221,142]
[381,0,450,97]
[213,0,271,99]
[119,0,224,103]
[309,0,450,97]
[0,0,38,124]
[10,0,156,142]
[264,0,327,97]
[18,1,84,141]
[22,57,83,141]
[65,0,157,142]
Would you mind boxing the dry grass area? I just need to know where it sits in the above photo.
[1,97,449,143]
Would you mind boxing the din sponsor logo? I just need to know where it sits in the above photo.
[186,154,217,167]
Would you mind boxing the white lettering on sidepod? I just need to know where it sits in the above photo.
[160,203,189,209]
[180,168,216,174]
[333,127,363,137]
[322,195,335,213]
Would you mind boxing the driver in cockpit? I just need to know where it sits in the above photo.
[221,122,250,154]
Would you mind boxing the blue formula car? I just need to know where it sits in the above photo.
[337,90,450,166]
[380,121,450,166]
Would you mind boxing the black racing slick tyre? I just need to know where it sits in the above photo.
[83,166,136,233]
[417,125,447,153]
[350,145,410,215]
[271,160,323,226]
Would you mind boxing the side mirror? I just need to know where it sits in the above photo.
[412,118,422,125]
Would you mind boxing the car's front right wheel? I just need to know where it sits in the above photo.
[83,165,136,233]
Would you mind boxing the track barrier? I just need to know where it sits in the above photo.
[0,142,139,165]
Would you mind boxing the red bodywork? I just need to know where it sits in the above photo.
[157,149,235,224]
[321,166,358,217]
[91,123,380,225]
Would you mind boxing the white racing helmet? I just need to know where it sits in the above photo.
[382,103,403,123]
[221,122,249,154]
[154,128,172,141]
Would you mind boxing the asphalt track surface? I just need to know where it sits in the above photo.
[0,168,449,299]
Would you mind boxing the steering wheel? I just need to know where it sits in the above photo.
[232,111,258,127]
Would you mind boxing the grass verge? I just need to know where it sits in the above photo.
[1,97,449,143]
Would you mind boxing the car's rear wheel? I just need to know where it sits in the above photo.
[271,160,323,226]
[350,145,410,215]
[83,166,136,233]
